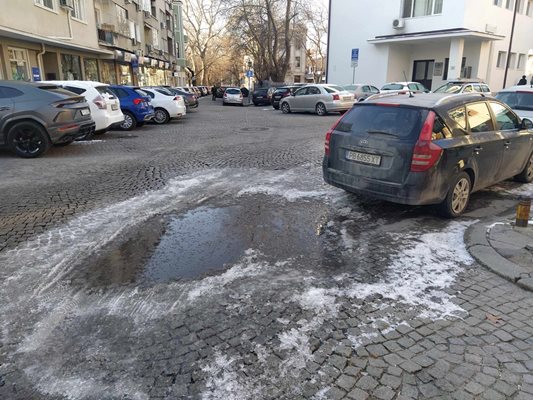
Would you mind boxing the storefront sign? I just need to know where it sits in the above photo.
[31,67,41,81]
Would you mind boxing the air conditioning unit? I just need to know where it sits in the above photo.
[392,18,405,29]
[59,0,74,9]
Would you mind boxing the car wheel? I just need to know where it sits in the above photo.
[7,121,50,158]
[281,102,291,114]
[438,172,471,218]
[316,103,327,116]
[514,152,533,183]
[120,112,137,131]
[153,108,170,124]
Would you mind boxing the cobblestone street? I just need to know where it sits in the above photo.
[1,99,533,400]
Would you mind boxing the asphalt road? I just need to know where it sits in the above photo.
[1,98,533,400]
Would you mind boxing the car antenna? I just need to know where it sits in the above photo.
[403,71,414,97]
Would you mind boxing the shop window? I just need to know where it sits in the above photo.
[8,48,30,81]
[35,0,55,11]
[71,0,85,21]
[61,54,82,80]
[84,59,99,81]
[118,64,132,85]
[101,61,117,84]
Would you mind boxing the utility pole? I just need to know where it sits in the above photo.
[503,0,519,88]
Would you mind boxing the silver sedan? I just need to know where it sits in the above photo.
[343,84,380,101]
[279,84,355,116]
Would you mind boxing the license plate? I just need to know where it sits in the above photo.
[346,150,381,166]
[343,96,353,101]
[111,104,119,111]
[80,108,90,116]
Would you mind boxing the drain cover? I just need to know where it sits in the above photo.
[240,127,270,132]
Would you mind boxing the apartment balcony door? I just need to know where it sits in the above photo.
[412,60,434,91]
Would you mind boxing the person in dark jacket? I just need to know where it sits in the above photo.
[240,86,249,98]
[518,75,527,85]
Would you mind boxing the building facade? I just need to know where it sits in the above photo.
[0,0,188,85]
[327,0,533,91]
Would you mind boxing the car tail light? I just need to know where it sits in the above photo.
[93,95,107,110]
[410,111,443,172]
[133,98,144,105]
[325,115,345,156]
[332,94,340,101]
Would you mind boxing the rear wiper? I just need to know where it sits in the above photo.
[366,130,397,136]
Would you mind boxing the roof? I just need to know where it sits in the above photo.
[363,92,489,109]
[368,28,504,44]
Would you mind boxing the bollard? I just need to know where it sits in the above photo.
[516,198,531,227]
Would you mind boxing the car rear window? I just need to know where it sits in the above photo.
[134,88,148,97]
[62,85,86,95]
[226,89,241,94]
[381,84,404,90]
[434,84,462,94]
[496,91,533,111]
[335,105,423,138]
[156,88,173,96]
[95,86,115,97]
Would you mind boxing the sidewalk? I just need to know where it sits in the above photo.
[465,209,533,291]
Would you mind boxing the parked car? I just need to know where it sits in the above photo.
[343,84,381,101]
[252,88,270,106]
[141,87,186,124]
[279,84,355,116]
[223,87,244,106]
[216,86,228,98]
[434,81,492,96]
[108,85,155,130]
[381,82,429,93]
[323,92,533,217]
[165,87,198,110]
[495,86,533,120]
[271,86,299,109]
[0,81,95,157]
[42,80,123,134]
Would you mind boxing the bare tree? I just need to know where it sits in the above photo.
[302,2,328,83]
[183,0,228,84]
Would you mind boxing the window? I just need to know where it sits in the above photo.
[448,107,467,130]
[466,103,494,133]
[294,88,308,96]
[509,52,517,69]
[71,0,85,21]
[527,0,533,16]
[432,116,453,139]
[61,54,82,80]
[84,59,99,81]
[295,56,301,68]
[370,86,380,93]
[497,51,507,68]
[402,0,443,17]
[518,53,526,69]
[8,48,30,81]
[63,85,86,95]
[464,85,473,92]
[308,87,321,95]
[506,0,514,9]
[116,5,129,36]
[489,102,519,130]
[494,0,502,5]
[0,87,24,99]
[35,0,55,10]
[495,91,533,111]
[362,86,371,93]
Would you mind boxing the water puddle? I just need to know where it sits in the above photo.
[79,201,329,287]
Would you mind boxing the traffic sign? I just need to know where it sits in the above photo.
[246,70,254,78]
[351,48,359,67]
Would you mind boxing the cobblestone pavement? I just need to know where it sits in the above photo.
[1,99,533,400]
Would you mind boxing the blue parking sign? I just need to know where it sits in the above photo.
[351,48,359,67]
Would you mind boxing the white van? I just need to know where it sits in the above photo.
[42,81,124,134]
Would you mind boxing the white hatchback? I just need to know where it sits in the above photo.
[495,85,533,120]
[42,80,124,134]
[141,87,186,124]
[223,87,244,105]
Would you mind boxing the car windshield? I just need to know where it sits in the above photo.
[381,84,404,90]
[226,89,241,94]
[434,83,463,94]
[495,92,533,111]
[335,105,422,138]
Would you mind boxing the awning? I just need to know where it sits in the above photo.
[368,28,505,45]
[0,26,114,55]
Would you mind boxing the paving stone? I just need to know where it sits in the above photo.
[372,385,395,400]
[464,381,485,395]
[379,374,401,390]
[336,374,357,392]
[399,360,422,373]
[356,375,379,391]
[347,387,369,400]
[419,383,441,398]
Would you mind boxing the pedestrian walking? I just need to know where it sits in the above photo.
[211,85,217,100]
[518,75,527,85]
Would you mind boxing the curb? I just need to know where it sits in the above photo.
[465,214,533,292]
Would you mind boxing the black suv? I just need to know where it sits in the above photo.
[323,92,533,217]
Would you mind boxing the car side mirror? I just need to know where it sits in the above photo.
[521,118,533,130]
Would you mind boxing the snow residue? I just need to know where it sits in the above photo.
[237,186,329,202]
[278,328,313,372]
[72,140,105,145]
[201,353,263,400]
[293,287,339,316]
[504,182,533,196]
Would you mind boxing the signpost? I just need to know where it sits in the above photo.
[351,48,359,84]
[246,69,254,104]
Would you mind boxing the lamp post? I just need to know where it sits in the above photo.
[503,0,519,88]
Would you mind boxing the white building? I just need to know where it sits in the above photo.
[327,0,533,91]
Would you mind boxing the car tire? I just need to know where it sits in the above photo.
[514,152,533,183]
[7,121,50,158]
[316,103,327,116]
[438,172,471,218]
[281,102,291,114]
[120,112,137,131]
[153,108,170,124]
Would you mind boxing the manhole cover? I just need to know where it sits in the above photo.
[240,127,270,132]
